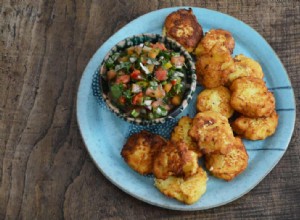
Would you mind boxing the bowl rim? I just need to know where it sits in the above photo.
[98,33,197,125]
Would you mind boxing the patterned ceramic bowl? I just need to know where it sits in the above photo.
[99,33,196,125]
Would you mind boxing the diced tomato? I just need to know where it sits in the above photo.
[164,83,172,93]
[171,56,185,66]
[171,95,181,106]
[119,96,126,105]
[107,70,117,80]
[152,42,167,51]
[132,92,143,105]
[118,56,128,62]
[151,100,170,110]
[116,75,130,84]
[151,100,162,108]
[148,49,160,59]
[146,87,156,97]
[134,46,142,55]
[171,79,177,85]
[130,69,141,80]
[155,85,166,98]
[155,68,168,81]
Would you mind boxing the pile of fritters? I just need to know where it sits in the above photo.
[121,130,207,205]
[192,20,278,141]
[120,8,279,205]
[163,9,278,141]
[188,111,249,181]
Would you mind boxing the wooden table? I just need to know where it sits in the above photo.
[1,0,299,219]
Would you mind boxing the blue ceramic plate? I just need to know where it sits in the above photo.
[77,7,296,210]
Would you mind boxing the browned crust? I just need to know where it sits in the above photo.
[164,8,203,52]
[121,130,167,175]
[195,29,235,56]
[153,141,198,179]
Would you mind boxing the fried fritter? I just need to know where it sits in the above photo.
[189,111,235,154]
[153,141,199,180]
[163,8,203,52]
[154,167,208,205]
[230,77,275,117]
[195,44,235,88]
[194,29,235,57]
[171,116,203,157]
[231,111,279,140]
[121,130,166,175]
[196,86,234,118]
[205,137,248,181]
[227,54,264,85]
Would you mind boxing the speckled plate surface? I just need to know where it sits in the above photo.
[76,7,296,211]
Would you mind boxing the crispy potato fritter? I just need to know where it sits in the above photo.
[171,116,203,157]
[231,111,279,140]
[195,29,235,56]
[205,137,248,181]
[189,111,235,154]
[230,77,275,117]
[227,54,264,85]
[195,45,235,88]
[163,8,203,52]
[153,141,199,180]
[154,167,208,205]
[121,130,166,175]
[196,86,234,118]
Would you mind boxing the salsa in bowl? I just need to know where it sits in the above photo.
[99,33,196,125]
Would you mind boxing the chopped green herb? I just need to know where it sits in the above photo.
[123,89,132,99]
[110,84,123,100]
[131,109,139,117]
[173,83,183,94]
[115,62,131,72]
[149,81,158,89]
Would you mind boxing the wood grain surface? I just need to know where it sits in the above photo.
[1,0,299,219]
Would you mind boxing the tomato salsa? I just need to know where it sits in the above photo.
[103,41,187,119]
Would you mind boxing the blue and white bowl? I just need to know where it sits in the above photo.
[99,33,197,125]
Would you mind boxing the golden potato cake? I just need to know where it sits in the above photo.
[195,44,235,88]
[194,29,235,57]
[154,167,208,204]
[121,130,166,175]
[153,141,199,180]
[205,137,248,181]
[227,54,264,85]
[171,116,203,157]
[196,86,234,118]
[189,111,235,154]
[231,111,279,140]
[163,8,203,52]
[230,77,275,117]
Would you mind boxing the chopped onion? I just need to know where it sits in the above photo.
[131,84,141,93]
[129,57,137,63]
[173,71,185,77]
[142,46,152,52]
[146,59,160,65]
[156,107,162,114]
[140,62,150,74]
[144,100,152,106]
